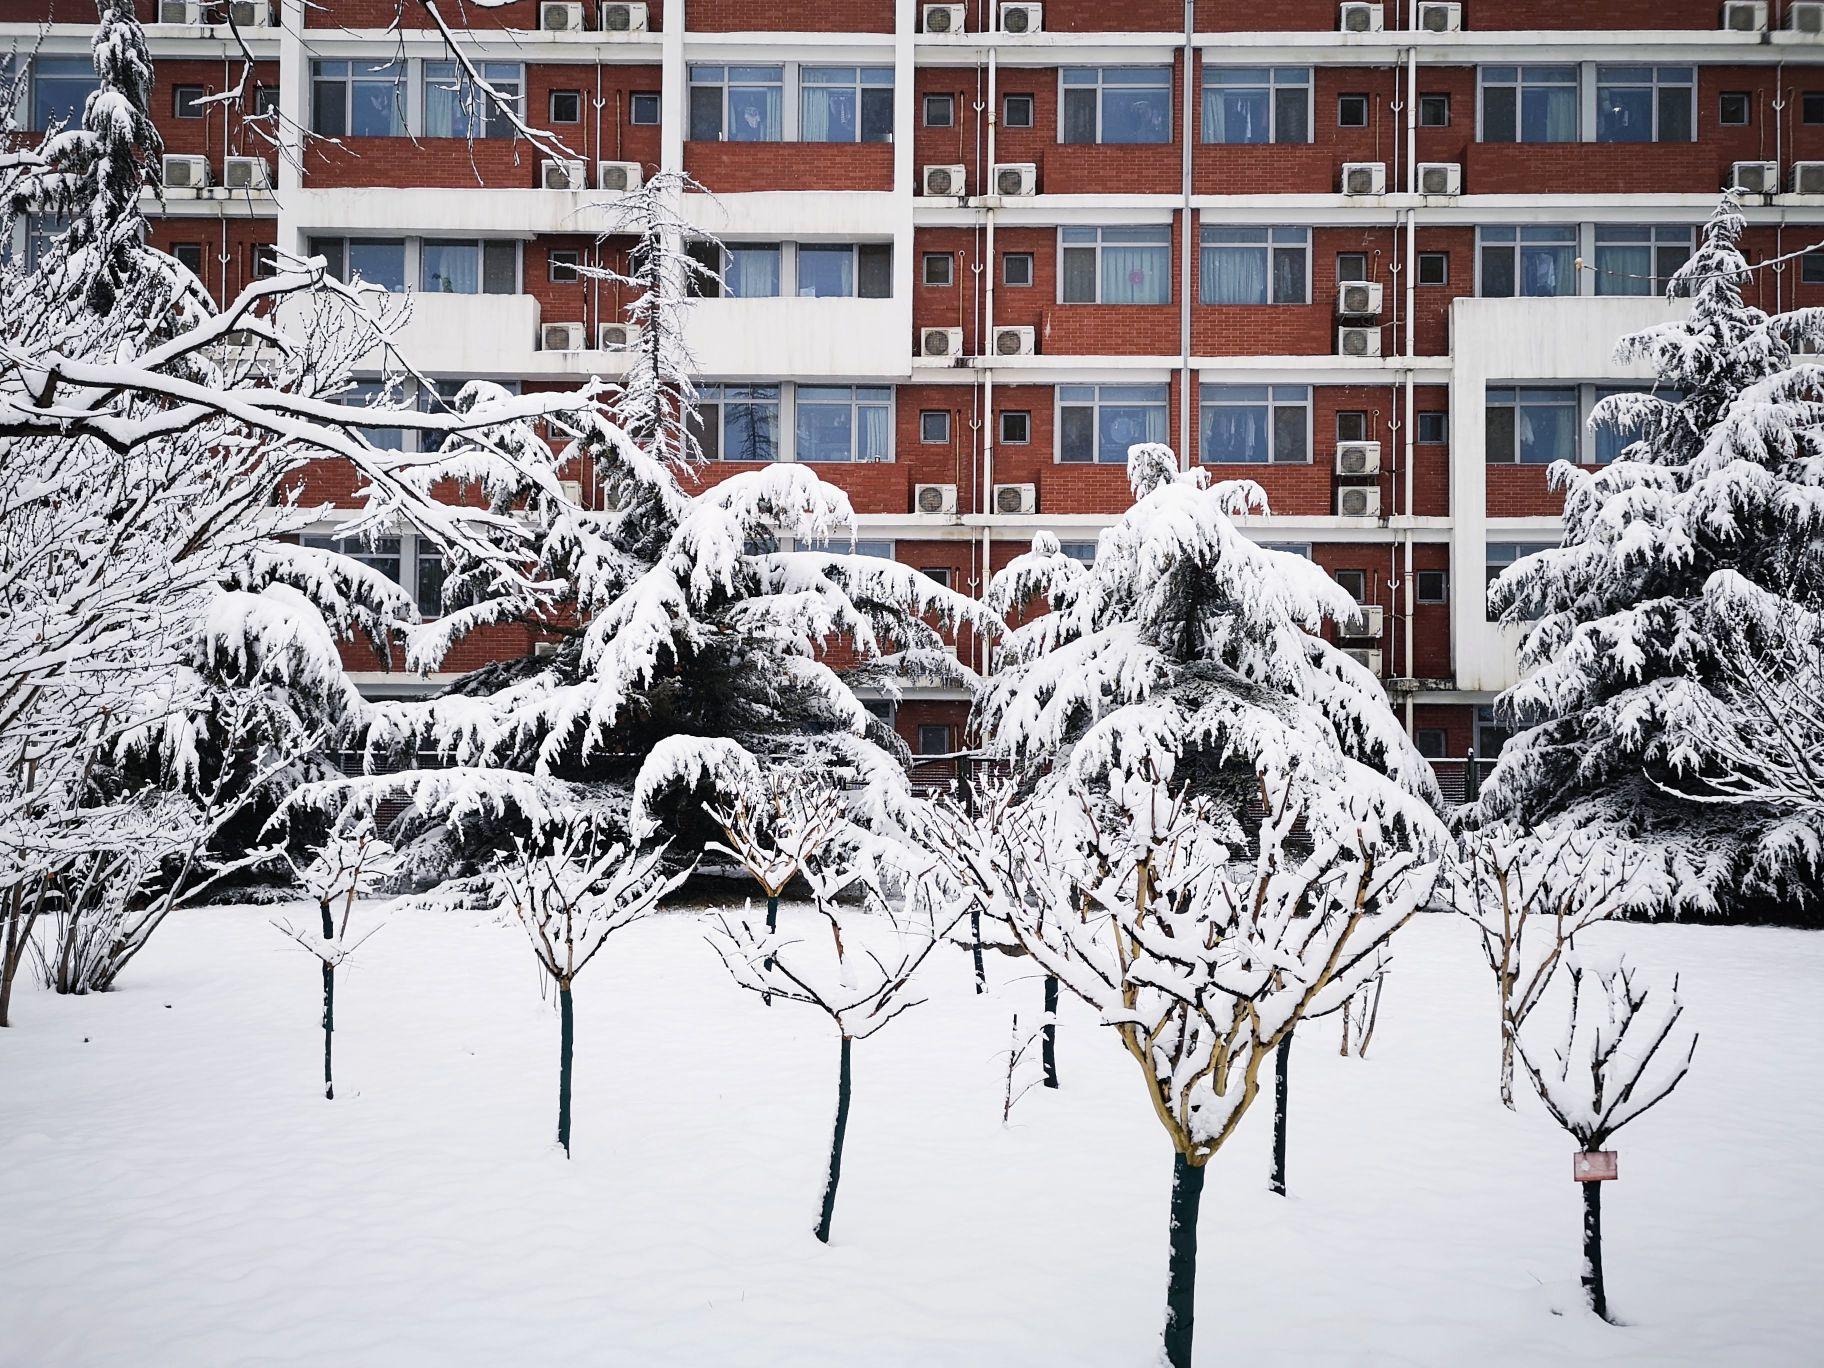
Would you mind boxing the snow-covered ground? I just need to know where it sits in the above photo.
[2,905,1817,1367]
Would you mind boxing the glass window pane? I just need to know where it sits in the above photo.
[1059,406,1096,462]
[1202,402,1268,462]
[1103,88,1170,143]
[802,85,857,142]
[1102,244,1169,304]
[1202,246,1268,304]
[1658,85,1693,141]
[482,240,517,294]
[1522,86,1577,142]
[310,237,346,280]
[312,78,346,138]
[797,399,853,461]
[1485,405,1516,462]
[726,244,781,297]
[1595,242,1651,296]
[1271,246,1306,303]
[422,241,479,293]
[857,244,892,298]
[347,239,405,290]
[1597,86,1653,142]
[1481,246,1515,297]
[1062,88,1098,144]
[797,246,854,297]
[727,392,780,461]
[1273,86,1309,143]
[1521,245,1575,297]
[1518,398,1577,463]
[1062,246,1098,302]
[860,87,894,142]
[1204,87,1269,143]
[688,86,723,140]
[1272,404,1307,462]
[1482,85,1517,142]
[728,86,781,141]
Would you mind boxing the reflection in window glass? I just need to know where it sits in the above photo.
[1199,385,1310,464]
[1059,385,1169,464]
[1201,67,1310,144]
[796,387,894,463]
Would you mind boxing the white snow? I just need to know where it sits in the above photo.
[1,907,1816,1367]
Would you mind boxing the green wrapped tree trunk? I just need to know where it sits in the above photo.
[1582,1175,1608,1321]
[319,900,335,1101]
[814,1033,853,1244]
[1163,1151,1206,1368]
[558,980,575,1156]
[1041,974,1059,1088]
[1270,1030,1293,1195]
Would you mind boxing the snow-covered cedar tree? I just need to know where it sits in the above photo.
[1479,193,1824,921]
[708,835,959,1244]
[993,764,1437,1368]
[0,0,610,1017]
[272,818,405,1099]
[1447,823,1648,1108]
[336,178,996,865]
[1516,956,1698,1322]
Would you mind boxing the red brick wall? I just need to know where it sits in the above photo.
[149,59,281,167]
[304,0,669,30]
[1193,64,1403,195]
[682,141,893,192]
[1486,464,1565,518]
[993,55,1184,197]
[688,0,888,29]
[145,216,276,304]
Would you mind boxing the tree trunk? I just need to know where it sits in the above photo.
[1041,973,1060,1089]
[1163,1152,1206,1368]
[1582,1175,1608,1322]
[814,1033,853,1244]
[969,907,985,995]
[762,894,778,1005]
[1270,1030,1293,1196]
[557,979,575,1156]
[1499,1025,1517,1110]
[319,899,336,1100]
[0,888,22,1028]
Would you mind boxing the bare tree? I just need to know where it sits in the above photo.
[1516,957,1698,1322]
[707,774,847,938]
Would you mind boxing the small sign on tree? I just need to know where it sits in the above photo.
[1573,1150,1618,1183]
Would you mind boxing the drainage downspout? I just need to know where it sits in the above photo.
[1179,0,1195,465]
[981,44,999,676]
[1403,42,1418,729]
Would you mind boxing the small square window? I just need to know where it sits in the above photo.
[1337,411,1369,442]
[174,85,206,119]
[1000,410,1031,444]
[1336,252,1368,285]
[630,92,661,126]
[1417,568,1449,603]
[1803,251,1824,285]
[1417,411,1448,444]
[1333,569,1368,602]
[1338,93,1370,128]
[1415,727,1448,759]
[920,409,951,443]
[1720,91,1751,126]
[253,86,279,117]
[251,243,279,278]
[550,90,583,123]
[1004,94,1035,129]
[1419,93,1450,127]
[921,566,954,588]
[917,723,953,755]
[924,93,955,128]
[1418,251,1449,286]
[922,252,955,287]
[549,249,581,284]
[173,242,206,275]
[1805,92,1824,125]
[1003,252,1034,287]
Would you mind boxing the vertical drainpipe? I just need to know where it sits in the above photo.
[981,42,998,676]
[1179,0,1195,465]
[1403,42,1418,729]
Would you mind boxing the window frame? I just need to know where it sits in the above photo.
[1198,225,1310,306]
[1059,224,1173,306]
[1417,251,1449,286]
[795,242,893,299]
[1484,543,1556,621]
[795,385,896,463]
[1337,92,1370,128]
[921,251,955,287]
[1484,386,1580,465]
[307,235,410,292]
[548,248,582,284]
[310,58,407,139]
[696,384,783,462]
[1003,252,1034,287]
[1416,410,1448,444]
[1416,568,1449,604]
[919,409,952,444]
[421,59,523,140]
[1061,66,1174,146]
[1595,65,1695,144]
[1804,91,1824,125]
[1477,64,1580,144]
[29,55,102,132]
[1418,91,1450,127]
[687,64,786,143]
[999,409,1031,444]
[1057,384,1170,465]
[549,89,583,124]
[923,91,955,127]
[1592,224,1694,297]
[418,238,520,296]
[1200,66,1312,145]
[1476,225,1579,299]
[1719,90,1751,126]
[800,65,895,144]
[173,84,207,120]
[1198,383,1312,466]
[629,91,661,125]
[1004,92,1035,128]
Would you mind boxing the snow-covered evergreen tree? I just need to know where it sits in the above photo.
[1479,195,1824,918]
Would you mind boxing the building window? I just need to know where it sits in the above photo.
[174,84,206,119]
[688,65,783,142]
[1062,66,1172,144]
[1059,384,1169,464]
[1000,410,1031,444]
[1805,92,1824,124]
[331,382,407,452]
[1485,387,1578,465]
[548,249,581,284]
[797,386,893,463]
[1060,225,1171,304]
[692,242,785,298]
[797,243,891,298]
[696,385,781,461]
[1336,251,1368,284]
[420,239,517,295]
[1590,385,1679,464]
[921,566,954,588]
[550,90,583,123]
[28,56,100,132]
[1337,92,1370,128]
[308,237,408,291]
[1418,251,1449,286]
[1484,545,1554,621]
[1596,66,1694,143]
[1003,252,1034,287]
[1719,91,1751,126]
[1202,66,1310,144]
[172,241,206,276]
[1337,410,1368,443]
[1200,384,1310,465]
[1417,569,1449,603]
[1593,225,1693,296]
[1333,569,1368,602]
[916,724,953,756]
[1199,226,1308,305]
[304,532,449,615]
[1058,541,1097,564]
[801,66,894,143]
[1411,728,1446,760]
[923,92,954,127]
[1478,225,1578,298]
[1004,93,1035,128]
[422,61,523,139]
[1479,65,1578,143]
[310,60,405,138]
[920,409,951,443]
[922,252,954,287]
[1419,92,1450,126]
[1417,411,1448,444]
[1804,250,1824,285]
[630,92,661,125]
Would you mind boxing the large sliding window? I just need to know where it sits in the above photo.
[1199,385,1310,464]
[311,60,406,137]
[1596,66,1695,143]
[420,240,518,295]
[801,66,894,143]
[1199,227,1309,304]
[1485,387,1579,465]
[1485,544,1556,621]
[422,61,523,139]
[1201,67,1310,144]
[1593,225,1693,295]
[697,385,782,461]
[1061,226,1172,304]
[1479,65,1578,143]
[308,237,408,291]
[796,387,893,462]
[796,244,892,298]
[688,65,784,141]
[1478,226,1578,297]
[1062,67,1173,144]
[1059,385,1169,464]
[29,56,99,131]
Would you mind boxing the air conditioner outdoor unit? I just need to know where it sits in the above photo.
[598,322,640,351]
[223,156,271,191]
[1338,325,1382,357]
[597,160,642,191]
[1417,161,1462,195]
[915,483,959,514]
[599,1,649,30]
[992,325,1036,356]
[1415,1,1461,30]
[1335,440,1382,475]
[1342,162,1387,195]
[993,163,1037,197]
[923,2,965,31]
[1339,2,1384,30]
[227,0,271,25]
[1339,603,1385,639]
[157,0,200,22]
[1791,0,1824,32]
[161,154,208,190]
[994,483,1037,514]
[1730,160,1778,194]
[1722,1,1768,30]
[1337,485,1383,517]
[1338,281,1383,316]
[1794,161,1824,194]
[1344,647,1385,674]
[541,158,587,190]
[1000,2,1043,32]
[923,163,966,196]
[920,326,964,358]
[541,1,584,29]
[541,322,587,351]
